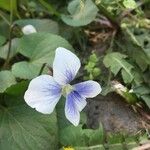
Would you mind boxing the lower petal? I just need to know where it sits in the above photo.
[65,93,80,126]
[73,80,102,98]
[24,75,61,114]
[65,91,87,126]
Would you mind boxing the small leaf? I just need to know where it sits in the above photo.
[0,71,16,93]
[61,0,98,26]
[123,0,137,9]
[103,52,134,83]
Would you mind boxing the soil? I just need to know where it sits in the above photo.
[85,93,143,133]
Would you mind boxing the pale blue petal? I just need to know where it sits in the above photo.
[24,75,61,114]
[73,80,102,98]
[53,47,81,85]
[65,91,86,126]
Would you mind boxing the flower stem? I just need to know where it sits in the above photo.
[3,0,13,69]
[38,63,47,75]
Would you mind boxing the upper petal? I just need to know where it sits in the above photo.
[65,91,87,126]
[53,47,81,85]
[73,80,102,98]
[24,75,61,114]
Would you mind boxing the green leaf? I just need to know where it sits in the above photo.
[133,85,150,96]
[123,0,137,9]
[141,95,150,108]
[12,61,41,80]
[0,20,9,38]
[0,38,18,59]
[0,71,16,93]
[124,28,150,71]
[12,33,73,79]
[0,82,58,150]
[5,81,29,96]
[0,35,6,46]
[15,19,59,34]
[59,124,104,147]
[103,52,134,83]
[61,0,98,26]
[0,0,17,14]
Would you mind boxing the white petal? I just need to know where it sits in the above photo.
[65,92,81,126]
[71,91,87,111]
[24,75,61,114]
[53,47,81,85]
[73,80,102,98]
[22,25,37,35]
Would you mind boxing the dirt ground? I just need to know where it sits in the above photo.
[86,93,143,133]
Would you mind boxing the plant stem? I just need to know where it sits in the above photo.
[3,0,13,69]
[0,10,10,25]
[106,31,116,86]
[38,0,60,17]
[38,63,47,75]
[94,1,120,29]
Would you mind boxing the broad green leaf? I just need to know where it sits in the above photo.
[0,38,18,59]
[15,19,59,34]
[123,0,137,9]
[59,124,104,147]
[61,0,98,26]
[0,35,6,46]
[5,81,29,96]
[103,52,134,83]
[56,97,71,131]
[0,71,16,93]
[12,61,41,80]
[0,82,58,150]
[12,33,73,79]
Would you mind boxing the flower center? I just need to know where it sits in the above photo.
[62,84,74,96]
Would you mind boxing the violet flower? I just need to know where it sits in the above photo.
[24,47,101,126]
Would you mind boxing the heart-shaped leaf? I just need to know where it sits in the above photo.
[12,33,73,79]
[61,0,98,26]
